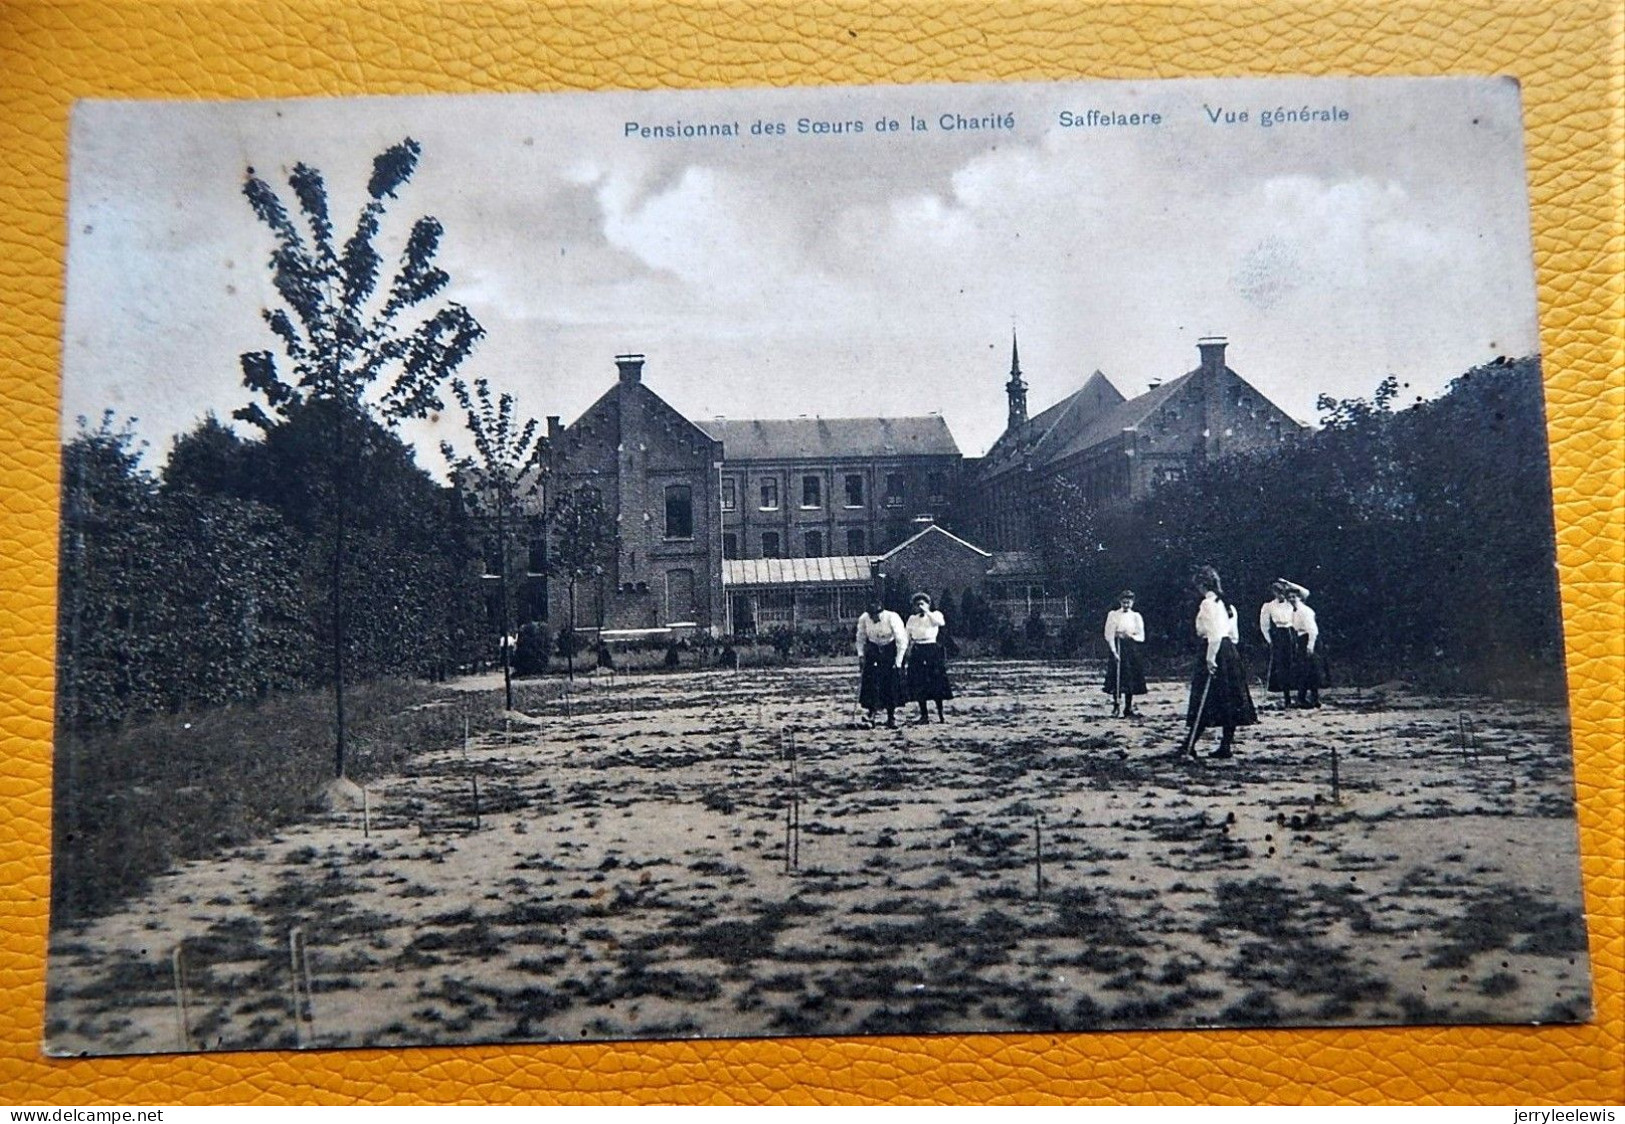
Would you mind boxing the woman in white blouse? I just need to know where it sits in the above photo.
[1103,589,1147,717]
[1285,583,1326,708]
[1259,579,1299,710]
[855,593,908,728]
[1182,566,1258,759]
[903,592,954,723]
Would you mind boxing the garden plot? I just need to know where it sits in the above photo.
[44,661,1590,1054]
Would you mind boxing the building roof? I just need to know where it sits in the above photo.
[978,371,1126,480]
[723,555,874,587]
[879,522,992,561]
[1041,370,1198,465]
[698,416,960,461]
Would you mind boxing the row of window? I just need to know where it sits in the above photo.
[721,472,947,513]
[661,484,874,556]
[723,527,866,559]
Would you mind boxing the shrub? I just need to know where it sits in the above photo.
[555,628,579,659]
[1024,612,1049,644]
[513,623,550,676]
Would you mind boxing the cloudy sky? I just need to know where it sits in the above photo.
[62,76,1539,466]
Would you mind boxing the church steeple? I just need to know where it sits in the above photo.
[1005,330,1028,431]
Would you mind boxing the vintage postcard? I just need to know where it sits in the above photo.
[47,75,1591,1055]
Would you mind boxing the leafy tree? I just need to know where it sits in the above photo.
[163,413,256,500]
[1086,358,1562,695]
[1034,474,1100,586]
[57,414,165,728]
[956,587,991,640]
[442,378,546,710]
[548,485,617,680]
[881,567,914,617]
[235,138,484,778]
[59,414,310,728]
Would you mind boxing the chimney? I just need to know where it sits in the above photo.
[615,353,645,384]
[1197,337,1227,458]
[546,415,562,440]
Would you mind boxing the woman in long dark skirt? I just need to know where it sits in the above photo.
[1181,566,1258,760]
[1286,583,1328,708]
[1259,578,1298,709]
[855,594,907,728]
[1103,589,1147,717]
[904,592,953,723]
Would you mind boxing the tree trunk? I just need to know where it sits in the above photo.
[566,578,576,683]
[498,502,513,711]
[331,406,349,779]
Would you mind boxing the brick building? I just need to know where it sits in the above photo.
[532,339,1298,640]
[962,336,1304,551]
[542,354,726,635]
[698,416,961,563]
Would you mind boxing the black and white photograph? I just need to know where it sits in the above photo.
[47,76,1592,1055]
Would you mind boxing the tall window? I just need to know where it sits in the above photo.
[721,478,737,512]
[927,472,946,503]
[664,484,693,539]
[884,473,906,507]
[759,479,780,510]
[801,475,822,508]
[803,530,824,557]
[761,531,782,558]
[844,474,865,507]
[846,527,866,555]
[722,531,740,559]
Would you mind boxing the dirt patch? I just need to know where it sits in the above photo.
[45,661,1592,1054]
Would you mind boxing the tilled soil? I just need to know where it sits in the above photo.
[44,660,1592,1055]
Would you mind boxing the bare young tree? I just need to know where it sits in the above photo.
[236,138,484,780]
[441,378,545,711]
[547,485,618,682]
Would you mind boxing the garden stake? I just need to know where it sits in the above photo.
[288,926,314,1046]
[300,933,316,1038]
[1034,815,1044,901]
[362,786,370,839]
[1331,748,1341,804]
[171,943,189,1051]
[783,801,793,875]
[472,774,482,831]
[462,714,470,760]
[792,789,801,872]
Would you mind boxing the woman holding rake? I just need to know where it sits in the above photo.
[1103,589,1147,717]
[855,593,908,728]
[1181,566,1257,760]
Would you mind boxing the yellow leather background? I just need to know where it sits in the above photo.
[1,0,1620,1105]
